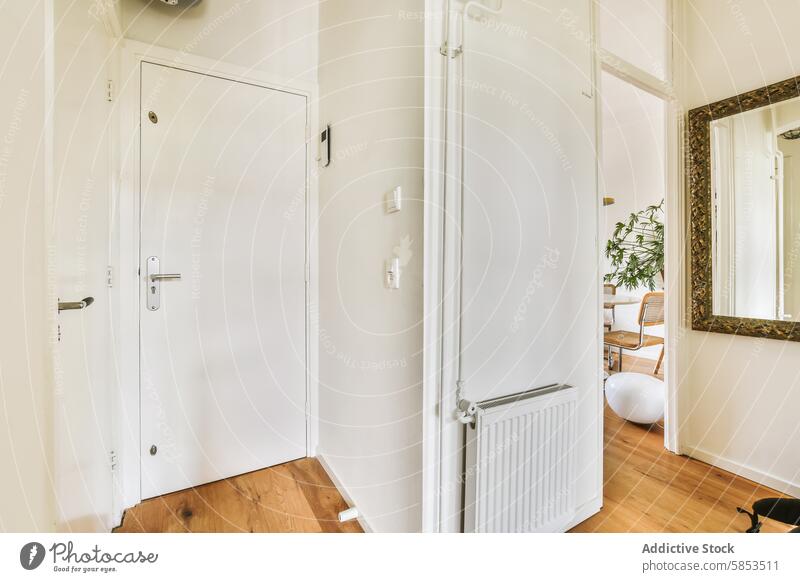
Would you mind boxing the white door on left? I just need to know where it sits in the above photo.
[52,3,114,531]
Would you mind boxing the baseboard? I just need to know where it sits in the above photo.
[316,454,375,533]
[565,495,603,532]
[317,458,603,534]
[685,445,800,498]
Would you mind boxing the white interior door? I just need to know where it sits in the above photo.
[139,63,308,499]
[449,0,601,529]
[51,3,114,531]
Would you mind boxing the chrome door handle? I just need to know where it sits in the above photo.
[149,273,182,282]
[146,256,181,311]
[58,297,95,312]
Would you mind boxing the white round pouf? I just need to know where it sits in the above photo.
[605,372,664,424]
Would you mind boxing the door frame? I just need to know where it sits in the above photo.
[421,0,447,533]
[113,41,319,525]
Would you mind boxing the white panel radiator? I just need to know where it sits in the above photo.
[464,384,578,533]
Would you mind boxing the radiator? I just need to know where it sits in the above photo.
[463,384,578,533]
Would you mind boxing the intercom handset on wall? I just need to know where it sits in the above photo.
[320,124,331,167]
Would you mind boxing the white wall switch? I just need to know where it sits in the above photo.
[385,257,401,289]
[386,186,402,214]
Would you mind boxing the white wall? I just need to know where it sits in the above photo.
[317,0,424,533]
[121,0,318,85]
[599,0,668,80]
[601,71,665,358]
[0,2,55,532]
[681,0,800,496]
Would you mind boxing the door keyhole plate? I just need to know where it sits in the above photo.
[147,256,161,311]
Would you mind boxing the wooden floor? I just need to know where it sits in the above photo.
[571,353,792,533]
[114,457,362,533]
[116,355,792,533]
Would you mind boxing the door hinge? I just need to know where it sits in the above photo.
[110,450,118,472]
[106,266,113,288]
[106,79,114,102]
[440,43,463,59]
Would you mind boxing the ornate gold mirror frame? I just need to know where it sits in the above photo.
[689,75,800,341]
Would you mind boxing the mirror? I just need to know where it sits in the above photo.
[710,97,800,321]
[690,75,800,341]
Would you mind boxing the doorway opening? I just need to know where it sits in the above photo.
[599,65,671,466]
[600,70,668,395]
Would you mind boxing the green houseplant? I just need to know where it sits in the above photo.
[604,199,664,291]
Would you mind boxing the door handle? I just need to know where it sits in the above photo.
[146,256,181,311]
[58,297,95,312]
[150,273,182,282]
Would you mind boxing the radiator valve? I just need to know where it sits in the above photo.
[456,398,477,424]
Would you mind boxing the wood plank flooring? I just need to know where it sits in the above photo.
[571,354,792,533]
[116,354,793,533]
[114,457,362,533]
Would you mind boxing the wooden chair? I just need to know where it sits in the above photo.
[603,283,617,331]
[604,291,664,374]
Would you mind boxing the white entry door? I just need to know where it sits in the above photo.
[139,63,308,499]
